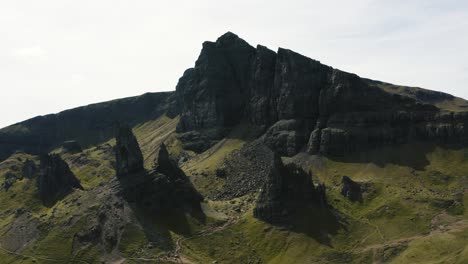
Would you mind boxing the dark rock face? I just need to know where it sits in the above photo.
[175,32,257,151]
[253,155,325,223]
[22,159,37,179]
[262,119,307,156]
[120,143,203,212]
[0,92,171,162]
[340,176,362,202]
[37,154,83,205]
[175,32,468,156]
[3,32,468,161]
[150,143,203,210]
[115,123,144,176]
[62,140,83,154]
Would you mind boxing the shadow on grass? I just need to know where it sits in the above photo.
[283,205,347,247]
[325,143,447,171]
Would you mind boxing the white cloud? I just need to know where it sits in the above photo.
[16,46,46,58]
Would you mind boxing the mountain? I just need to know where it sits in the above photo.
[0,32,467,264]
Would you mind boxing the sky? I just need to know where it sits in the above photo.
[1,0,468,128]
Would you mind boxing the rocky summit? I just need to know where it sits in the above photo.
[0,33,467,263]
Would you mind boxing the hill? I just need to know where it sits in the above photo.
[0,32,467,264]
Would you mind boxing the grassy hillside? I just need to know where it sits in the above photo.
[0,114,467,264]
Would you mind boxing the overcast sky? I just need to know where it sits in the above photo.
[1,0,468,128]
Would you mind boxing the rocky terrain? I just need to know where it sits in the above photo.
[0,32,467,263]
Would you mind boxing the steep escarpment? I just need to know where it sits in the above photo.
[0,92,171,161]
[175,32,468,156]
[3,32,468,161]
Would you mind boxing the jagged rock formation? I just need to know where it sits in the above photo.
[115,123,144,176]
[22,159,37,179]
[62,140,83,154]
[119,143,203,212]
[149,143,203,210]
[253,155,325,223]
[341,176,362,202]
[174,32,468,156]
[37,154,83,205]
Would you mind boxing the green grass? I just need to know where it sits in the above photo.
[179,144,468,263]
[2,116,468,263]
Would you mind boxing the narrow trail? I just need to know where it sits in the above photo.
[354,217,468,254]
[0,242,91,264]
[126,216,240,263]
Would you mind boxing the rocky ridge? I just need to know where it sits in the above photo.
[174,32,468,156]
[37,154,83,205]
[1,33,468,161]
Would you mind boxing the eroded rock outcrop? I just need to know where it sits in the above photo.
[340,176,362,202]
[175,32,468,157]
[120,143,203,212]
[37,154,83,205]
[115,123,144,176]
[253,155,326,223]
[22,159,37,179]
[148,143,203,210]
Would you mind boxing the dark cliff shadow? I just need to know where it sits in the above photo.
[116,170,206,251]
[324,142,445,171]
[260,204,346,247]
[288,205,346,247]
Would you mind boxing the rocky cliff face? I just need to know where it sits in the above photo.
[253,154,325,223]
[115,123,144,176]
[0,92,171,162]
[117,141,203,212]
[2,32,468,162]
[37,154,83,205]
[175,32,468,156]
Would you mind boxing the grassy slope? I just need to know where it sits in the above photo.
[181,144,468,264]
[1,115,468,263]
[370,80,468,112]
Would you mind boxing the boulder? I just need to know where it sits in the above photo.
[115,123,144,176]
[340,176,362,202]
[2,172,17,191]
